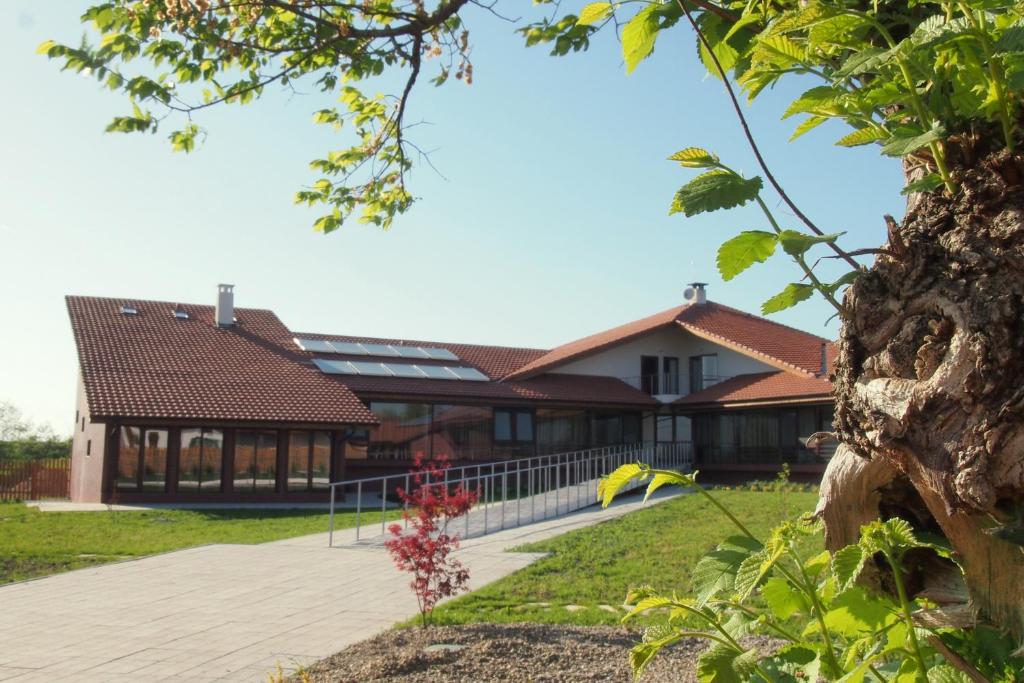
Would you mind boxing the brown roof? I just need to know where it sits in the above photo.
[67,296,378,425]
[505,301,830,379]
[320,372,658,408]
[674,371,832,408]
[296,333,547,380]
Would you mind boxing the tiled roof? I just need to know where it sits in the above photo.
[67,296,378,425]
[505,301,830,379]
[503,304,689,380]
[295,333,547,380]
[319,372,659,408]
[674,371,832,407]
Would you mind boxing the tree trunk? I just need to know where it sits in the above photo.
[823,146,1024,642]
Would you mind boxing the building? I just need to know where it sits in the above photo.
[65,284,835,503]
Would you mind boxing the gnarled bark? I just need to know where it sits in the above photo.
[823,147,1024,641]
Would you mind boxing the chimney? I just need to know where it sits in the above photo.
[686,282,708,305]
[215,284,234,328]
[820,342,828,375]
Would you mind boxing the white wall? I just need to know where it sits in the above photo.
[69,373,106,503]
[551,323,776,394]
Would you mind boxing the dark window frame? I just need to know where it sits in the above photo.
[286,430,333,492]
[115,425,170,493]
[178,427,225,494]
[493,408,535,444]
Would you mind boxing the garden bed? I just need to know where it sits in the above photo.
[297,622,776,682]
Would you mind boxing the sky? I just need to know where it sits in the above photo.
[0,1,905,434]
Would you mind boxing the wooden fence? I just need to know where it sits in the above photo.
[0,458,71,501]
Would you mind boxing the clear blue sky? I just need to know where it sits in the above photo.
[0,1,904,434]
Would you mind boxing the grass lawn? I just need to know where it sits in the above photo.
[0,503,399,584]
[428,487,820,627]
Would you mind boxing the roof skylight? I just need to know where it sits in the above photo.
[311,358,487,381]
[294,337,460,361]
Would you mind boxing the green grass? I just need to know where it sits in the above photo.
[0,503,399,584]
[427,488,820,627]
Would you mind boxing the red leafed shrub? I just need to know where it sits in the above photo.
[385,453,478,627]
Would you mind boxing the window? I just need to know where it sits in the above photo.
[115,426,169,493]
[536,409,587,454]
[368,403,431,460]
[494,409,533,443]
[663,357,680,394]
[287,431,332,491]
[235,430,278,491]
[86,440,91,456]
[81,416,86,432]
[432,405,492,461]
[640,355,659,395]
[592,414,623,447]
[689,354,719,393]
[178,428,224,493]
[343,429,369,460]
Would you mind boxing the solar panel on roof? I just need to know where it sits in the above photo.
[393,345,430,359]
[294,338,335,353]
[327,341,368,355]
[385,363,428,378]
[359,342,399,356]
[415,365,458,380]
[422,347,459,361]
[446,366,488,381]
[312,358,358,374]
[348,360,393,377]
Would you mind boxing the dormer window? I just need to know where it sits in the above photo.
[120,305,138,316]
[173,309,189,320]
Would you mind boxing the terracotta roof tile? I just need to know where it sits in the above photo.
[674,371,832,407]
[67,296,378,425]
[322,372,659,407]
[505,301,831,379]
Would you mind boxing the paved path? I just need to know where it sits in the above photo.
[0,491,678,683]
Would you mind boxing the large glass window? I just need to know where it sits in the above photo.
[493,408,535,459]
[432,405,492,461]
[689,354,720,393]
[235,430,278,491]
[178,428,223,493]
[536,409,588,454]
[592,414,623,447]
[287,431,332,491]
[116,426,141,491]
[116,426,168,493]
[142,429,169,491]
[368,403,431,460]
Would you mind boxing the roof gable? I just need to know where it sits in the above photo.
[504,301,830,380]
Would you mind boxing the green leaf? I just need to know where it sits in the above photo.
[823,587,898,638]
[783,85,841,119]
[670,170,763,217]
[760,643,822,681]
[778,229,844,257]
[692,548,750,605]
[697,12,741,79]
[622,4,661,74]
[762,577,807,620]
[831,544,866,593]
[717,231,778,281]
[836,126,888,147]
[36,39,57,55]
[901,173,943,195]
[696,644,744,683]
[881,124,947,157]
[733,550,767,599]
[597,463,646,507]
[803,549,831,579]
[762,283,814,314]
[577,2,613,27]
[668,147,720,168]
[927,665,973,683]
[790,116,828,141]
[643,470,694,503]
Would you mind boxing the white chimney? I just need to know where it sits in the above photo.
[684,282,708,305]
[215,284,234,328]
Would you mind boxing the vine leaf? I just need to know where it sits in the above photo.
[881,123,947,157]
[762,283,814,314]
[577,2,613,27]
[670,170,763,217]
[622,4,661,74]
[836,126,888,147]
[778,229,844,257]
[901,173,943,195]
[717,231,778,281]
[669,147,720,168]
[832,544,866,593]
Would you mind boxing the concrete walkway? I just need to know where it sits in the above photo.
[0,490,678,683]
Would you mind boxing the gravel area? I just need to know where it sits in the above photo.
[298,623,778,682]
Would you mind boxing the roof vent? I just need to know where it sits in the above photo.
[120,305,138,316]
[215,284,234,328]
[683,282,707,305]
[173,309,189,320]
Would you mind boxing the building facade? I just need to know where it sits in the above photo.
[66,284,835,503]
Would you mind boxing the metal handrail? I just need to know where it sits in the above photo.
[327,441,694,546]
